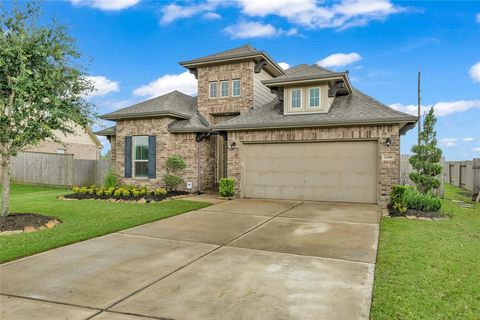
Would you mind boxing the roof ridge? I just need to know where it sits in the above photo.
[312,64,336,73]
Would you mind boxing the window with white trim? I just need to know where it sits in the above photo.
[291,89,302,109]
[309,87,320,108]
[133,136,149,177]
[209,82,217,98]
[221,80,228,97]
[232,79,241,97]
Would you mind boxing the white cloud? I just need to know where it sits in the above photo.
[85,76,119,98]
[133,71,197,99]
[160,0,404,30]
[389,100,480,117]
[70,0,140,10]
[463,137,475,142]
[317,52,362,68]
[278,62,290,70]
[474,147,480,153]
[224,21,296,39]
[160,1,218,24]
[440,138,458,147]
[469,62,480,82]
[203,12,221,20]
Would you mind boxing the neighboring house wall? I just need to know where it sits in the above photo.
[253,69,276,109]
[226,124,400,207]
[26,140,100,160]
[114,118,215,191]
[196,61,255,124]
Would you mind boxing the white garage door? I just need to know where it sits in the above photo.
[243,141,378,203]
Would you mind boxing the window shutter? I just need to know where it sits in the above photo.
[124,136,132,178]
[148,135,156,179]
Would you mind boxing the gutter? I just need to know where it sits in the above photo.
[212,117,419,131]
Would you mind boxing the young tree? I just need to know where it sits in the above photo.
[409,108,443,194]
[0,3,94,217]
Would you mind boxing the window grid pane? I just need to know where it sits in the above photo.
[133,136,148,160]
[309,88,320,107]
[209,82,217,98]
[291,89,301,108]
[221,81,228,97]
[232,80,241,96]
[134,162,148,177]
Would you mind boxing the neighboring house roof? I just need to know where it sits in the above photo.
[95,126,116,136]
[98,92,210,134]
[212,88,418,131]
[99,91,195,120]
[86,126,104,148]
[262,64,352,93]
[179,44,285,77]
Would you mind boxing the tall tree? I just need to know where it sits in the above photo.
[0,2,94,217]
[409,108,443,194]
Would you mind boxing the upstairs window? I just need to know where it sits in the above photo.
[232,79,241,97]
[209,82,217,98]
[291,89,302,109]
[133,136,149,177]
[221,80,229,97]
[309,87,320,108]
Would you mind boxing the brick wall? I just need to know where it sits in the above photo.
[226,124,400,206]
[114,117,215,191]
[196,61,255,124]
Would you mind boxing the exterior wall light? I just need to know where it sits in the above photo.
[228,142,237,150]
[384,137,392,147]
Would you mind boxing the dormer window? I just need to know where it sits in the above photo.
[308,87,320,108]
[291,89,302,109]
[232,79,241,97]
[209,82,217,98]
[221,80,229,97]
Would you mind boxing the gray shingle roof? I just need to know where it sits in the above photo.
[95,126,116,136]
[212,88,418,130]
[180,45,258,65]
[263,64,347,86]
[100,91,195,120]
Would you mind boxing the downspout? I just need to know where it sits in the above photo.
[197,140,201,194]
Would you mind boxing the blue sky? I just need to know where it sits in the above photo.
[24,0,480,159]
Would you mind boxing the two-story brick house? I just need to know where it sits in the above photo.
[97,45,417,206]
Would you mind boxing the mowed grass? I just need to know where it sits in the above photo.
[0,184,210,263]
[371,184,480,319]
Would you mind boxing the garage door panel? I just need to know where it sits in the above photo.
[243,141,377,203]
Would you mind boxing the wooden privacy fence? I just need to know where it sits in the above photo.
[400,154,445,197]
[8,152,111,187]
[444,159,480,195]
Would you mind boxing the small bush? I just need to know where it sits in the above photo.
[403,188,441,212]
[105,188,114,196]
[121,189,131,197]
[219,178,235,197]
[154,188,168,196]
[72,187,81,194]
[131,189,140,197]
[96,188,105,196]
[104,171,119,188]
[113,189,123,197]
[163,174,184,192]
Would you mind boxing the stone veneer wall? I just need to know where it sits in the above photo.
[114,117,215,191]
[227,124,400,207]
[196,61,255,124]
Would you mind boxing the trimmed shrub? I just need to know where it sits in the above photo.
[163,174,184,192]
[72,187,81,194]
[219,178,235,197]
[166,155,186,171]
[104,170,119,188]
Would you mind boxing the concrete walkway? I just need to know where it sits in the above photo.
[0,198,380,320]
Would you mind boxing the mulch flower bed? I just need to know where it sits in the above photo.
[0,213,62,235]
[62,190,190,203]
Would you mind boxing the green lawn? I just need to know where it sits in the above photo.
[371,184,480,319]
[0,184,210,263]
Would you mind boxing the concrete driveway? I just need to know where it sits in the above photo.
[0,197,380,320]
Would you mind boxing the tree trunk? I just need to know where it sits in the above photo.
[1,154,11,217]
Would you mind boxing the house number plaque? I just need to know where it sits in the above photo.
[382,154,395,162]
